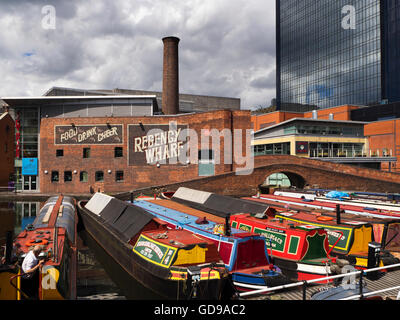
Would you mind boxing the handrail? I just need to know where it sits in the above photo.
[340,285,400,301]
[9,271,31,300]
[239,262,400,298]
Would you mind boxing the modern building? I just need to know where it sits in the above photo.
[251,104,400,176]
[0,112,14,189]
[276,0,400,109]
[44,86,241,114]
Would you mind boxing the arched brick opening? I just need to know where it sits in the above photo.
[264,170,307,189]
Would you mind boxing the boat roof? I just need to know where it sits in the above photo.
[171,187,271,217]
[232,213,325,233]
[84,193,155,242]
[34,196,76,242]
[142,229,213,249]
[133,199,258,240]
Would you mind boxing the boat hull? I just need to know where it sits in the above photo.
[77,202,232,300]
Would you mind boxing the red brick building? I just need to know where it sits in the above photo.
[0,112,15,188]
[251,105,359,132]
[39,110,252,194]
[364,119,400,172]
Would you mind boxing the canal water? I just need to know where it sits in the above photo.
[0,200,126,300]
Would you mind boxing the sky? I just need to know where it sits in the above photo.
[0,0,276,110]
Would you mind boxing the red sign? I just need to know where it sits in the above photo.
[15,112,21,159]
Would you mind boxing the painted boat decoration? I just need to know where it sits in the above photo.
[132,197,291,292]
[255,193,400,220]
[77,193,233,300]
[138,188,347,284]
[229,213,338,283]
[0,195,78,300]
[245,196,400,268]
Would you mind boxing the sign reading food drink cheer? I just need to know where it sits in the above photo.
[54,125,123,145]
[128,123,188,165]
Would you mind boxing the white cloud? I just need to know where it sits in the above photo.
[0,0,276,109]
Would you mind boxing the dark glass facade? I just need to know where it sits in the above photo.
[277,0,385,109]
[383,0,400,103]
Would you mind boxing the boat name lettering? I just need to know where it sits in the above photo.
[136,240,164,259]
[262,232,284,246]
[266,227,286,234]
[326,230,346,241]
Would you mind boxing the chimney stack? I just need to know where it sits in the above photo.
[162,36,180,115]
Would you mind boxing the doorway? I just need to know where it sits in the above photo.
[22,175,37,191]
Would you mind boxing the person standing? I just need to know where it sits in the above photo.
[21,245,45,299]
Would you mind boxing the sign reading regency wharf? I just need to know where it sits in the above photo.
[128,124,188,165]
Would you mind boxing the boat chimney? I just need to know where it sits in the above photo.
[162,36,180,115]
[4,231,13,264]
[336,204,341,225]
[225,214,231,236]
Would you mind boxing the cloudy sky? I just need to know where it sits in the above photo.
[0,0,276,110]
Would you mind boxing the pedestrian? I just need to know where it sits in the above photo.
[20,245,45,299]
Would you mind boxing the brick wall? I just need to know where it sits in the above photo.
[304,105,359,121]
[39,110,252,194]
[116,154,400,199]
[0,113,15,187]
[365,120,400,172]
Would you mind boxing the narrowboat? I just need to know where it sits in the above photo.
[275,189,400,213]
[256,193,400,220]
[77,193,234,300]
[165,188,347,282]
[0,195,78,300]
[133,190,345,286]
[132,197,291,292]
[246,196,400,268]
[229,213,337,283]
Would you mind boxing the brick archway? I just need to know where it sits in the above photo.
[263,169,307,189]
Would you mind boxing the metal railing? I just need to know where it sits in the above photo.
[0,186,16,193]
[239,262,400,300]
[310,149,394,159]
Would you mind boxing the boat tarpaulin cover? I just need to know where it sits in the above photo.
[85,193,155,242]
[326,191,350,199]
[172,187,270,217]
[85,193,113,216]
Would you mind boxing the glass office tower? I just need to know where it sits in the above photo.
[276,0,398,109]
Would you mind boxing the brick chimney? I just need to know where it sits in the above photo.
[162,36,180,115]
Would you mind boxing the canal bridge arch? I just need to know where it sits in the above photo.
[118,155,400,199]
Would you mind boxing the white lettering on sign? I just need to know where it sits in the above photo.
[57,125,121,144]
[136,241,164,259]
[60,128,78,142]
[134,128,184,164]
[98,127,118,142]
[78,127,97,143]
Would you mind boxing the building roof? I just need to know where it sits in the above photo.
[254,117,368,136]
[0,95,159,107]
